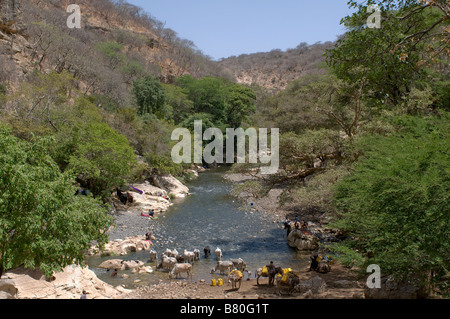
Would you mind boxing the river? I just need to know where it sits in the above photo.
[86,167,310,289]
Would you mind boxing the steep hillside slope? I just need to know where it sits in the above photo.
[218,41,335,93]
[0,0,230,99]
[1,0,336,98]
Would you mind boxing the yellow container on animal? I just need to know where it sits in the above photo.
[218,278,223,286]
[262,266,268,276]
[211,279,216,286]
[282,268,291,274]
[281,268,292,283]
[230,270,243,279]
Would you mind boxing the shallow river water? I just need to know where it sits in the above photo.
[86,168,310,289]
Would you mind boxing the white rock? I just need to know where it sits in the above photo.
[3,265,130,299]
[98,259,124,270]
[152,175,190,198]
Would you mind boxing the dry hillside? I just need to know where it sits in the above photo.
[1,0,335,97]
[0,0,230,99]
[218,42,336,93]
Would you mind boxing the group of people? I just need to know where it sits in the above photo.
[282,215,309,236]
[116,188,133,205]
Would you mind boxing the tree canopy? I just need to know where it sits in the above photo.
[326,0,449,108]
[132,75,167,118]
[330,114,450,292]
[0,124,113,278]
[175,75,256,130]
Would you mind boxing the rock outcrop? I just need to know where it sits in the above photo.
[117,181,172,213]
[1,265,131,299]
[88,235,152,256]
[287,229,319,251]
[114,175,191,213]
[0,279,18,299]
[152,175,190,198]
[0,0,33,85]
[98,259,152,274]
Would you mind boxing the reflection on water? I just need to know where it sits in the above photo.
[86,167,310,289]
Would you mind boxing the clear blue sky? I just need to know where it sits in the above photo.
[127,1,355,61]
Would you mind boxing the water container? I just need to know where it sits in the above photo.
[262,266,268,276]
[211,279,216,286]
[218,278,223,286]
[282,268,292,274]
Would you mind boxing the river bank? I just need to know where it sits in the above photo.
[223,172,342,247]
[86,167,307,290]
[92,167,366,300]
[111,168,366,300]
[1,168,364,300]
[0,170,199,299]
[125,262,365,299]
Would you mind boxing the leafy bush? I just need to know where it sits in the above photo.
[132,75,167,118]
[330,114,450,290]
[51,98,137,199]
[0,124,112,278]
[144,153,185,176]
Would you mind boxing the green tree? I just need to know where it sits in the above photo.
[95,41,125,70]
[330,114,450,293]
[0,124,112,278]
[52,99,137,199]
[326,0,449,107]
[163,84,194,124]
[226,84,256,128]
[176,75,256,129]
[132,75,167,118]
[1,71,76,139]
[177,75,229,127]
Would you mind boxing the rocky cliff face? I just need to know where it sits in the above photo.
[1,1,337,96]
[1,0,337,95]
[218,42,335,93]
[0,0,33,85]
[0,0,228,92]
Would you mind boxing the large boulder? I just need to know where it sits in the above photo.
[98,259,124,270]
[287,229,319,251]
[89,236,152,256]
[98,259,147,272]
[120,181,172,213]
[122,260,144,270]
[0,279,18,299]
[2,265,131,299]
[120,243,137,255]
[152,175,190,198]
